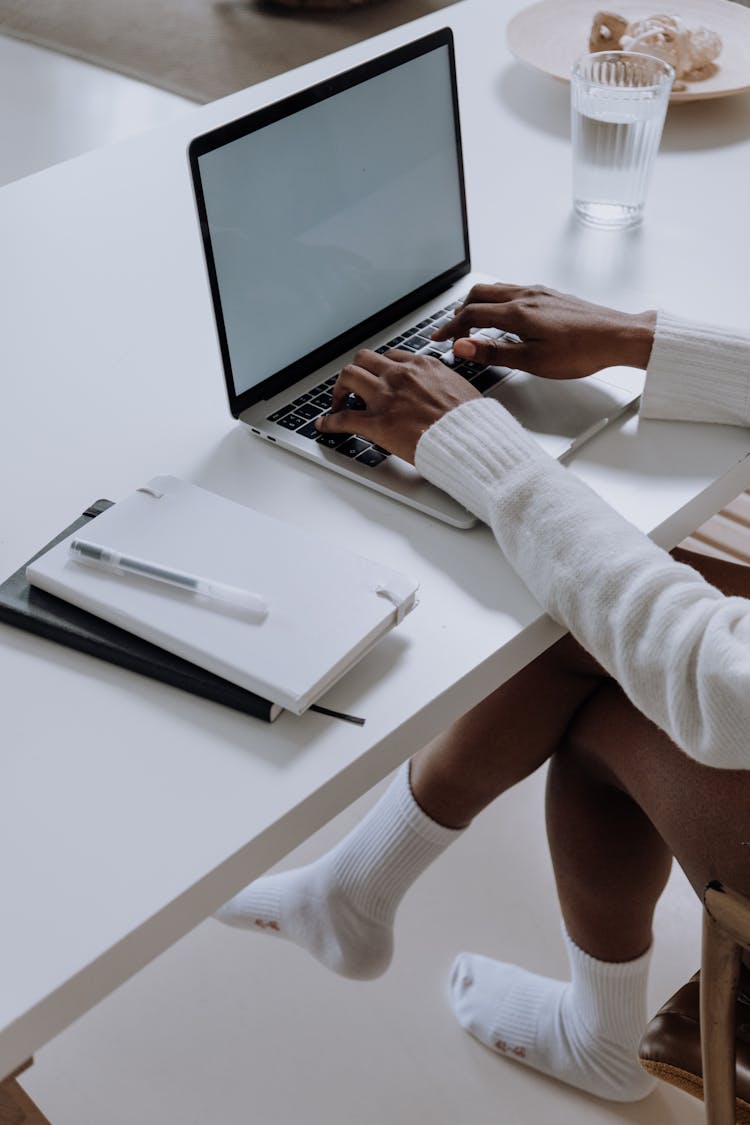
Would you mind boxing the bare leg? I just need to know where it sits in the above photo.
[548,546,750,962]
[411,546,750,831]
[215,630,609,976]
[546,722,673,963]
[218,545,745,994]
[449,687,667,1101]
[410,632,605,828]
[550,679,750,958]
[449,549,750,1102]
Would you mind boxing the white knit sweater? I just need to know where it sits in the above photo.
[415,312,750,770]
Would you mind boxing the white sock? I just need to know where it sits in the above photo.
[449,927,657,1102]
[215,762,463,979]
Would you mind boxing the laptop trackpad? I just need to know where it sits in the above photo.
[487,369,636,459]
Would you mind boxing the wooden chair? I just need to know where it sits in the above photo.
[701,883,750,1124]
[639,882,750,1124]
[679,490,750,566]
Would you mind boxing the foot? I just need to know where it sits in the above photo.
[449,950,656,1103]
[215,762,463,980]
[215,859,393,980]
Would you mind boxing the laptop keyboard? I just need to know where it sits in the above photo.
[265,296,512,468]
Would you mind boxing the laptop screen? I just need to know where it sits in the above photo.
[190,30,469,414]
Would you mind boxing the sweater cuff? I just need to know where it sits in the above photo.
[641,311,750,426]
[414,398,550,523]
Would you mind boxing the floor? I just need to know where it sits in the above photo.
[5,33,708,1125]
[0,34,191,187]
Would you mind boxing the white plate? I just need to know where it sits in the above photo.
[506,0,750,101]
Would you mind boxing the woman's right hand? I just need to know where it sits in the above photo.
[432,283,657,380]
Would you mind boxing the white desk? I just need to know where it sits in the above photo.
[2,0,750,1083]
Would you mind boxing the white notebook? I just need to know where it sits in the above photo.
[27,476,419,715]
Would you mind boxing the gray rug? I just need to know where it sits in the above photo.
[0,0,459,103]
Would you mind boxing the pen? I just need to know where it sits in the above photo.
[68,539,269,620]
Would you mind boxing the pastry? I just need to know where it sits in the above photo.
[588,11,722,81]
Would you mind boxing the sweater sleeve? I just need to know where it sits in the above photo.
[415,395,750,770]
[641,311,750,425]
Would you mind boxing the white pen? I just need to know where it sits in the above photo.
[68,539,269,620]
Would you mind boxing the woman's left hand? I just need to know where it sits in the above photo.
[315,348,480,463]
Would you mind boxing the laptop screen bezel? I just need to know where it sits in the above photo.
[188,27,470,419]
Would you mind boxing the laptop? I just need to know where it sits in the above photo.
[188,28,642,529]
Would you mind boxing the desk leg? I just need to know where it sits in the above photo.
[0,1061,53,1125]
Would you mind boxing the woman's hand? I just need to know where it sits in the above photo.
[315,349,480,464]
[315,284,657,460]
[432,283,657,379]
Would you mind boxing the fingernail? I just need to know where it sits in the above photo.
[454,339,476,358]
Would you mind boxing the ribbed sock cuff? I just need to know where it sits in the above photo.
[333,762,463,923]
[563,924,652,1045]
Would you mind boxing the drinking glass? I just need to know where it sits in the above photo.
[571,51,674,229]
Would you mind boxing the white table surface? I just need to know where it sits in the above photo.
[2,0,750,1081]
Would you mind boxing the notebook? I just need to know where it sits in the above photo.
[0,500,285,723]
[188,27,643,530]
[25,476,419,715]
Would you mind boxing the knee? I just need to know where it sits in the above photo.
[557,680,642,784]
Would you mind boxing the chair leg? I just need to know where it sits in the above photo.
[701,901,742,1125]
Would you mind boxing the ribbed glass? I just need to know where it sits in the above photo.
[571,52,674,229]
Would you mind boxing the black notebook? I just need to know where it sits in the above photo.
[0,501,366,725]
